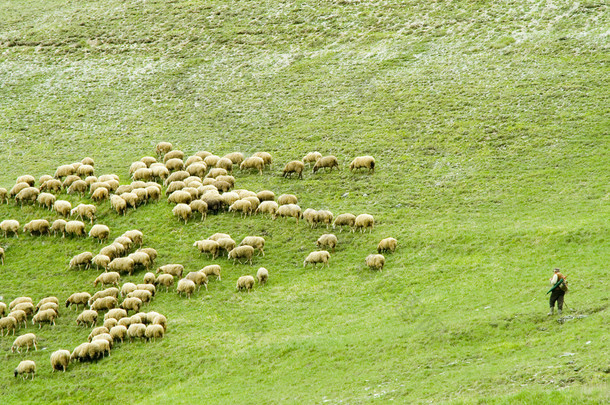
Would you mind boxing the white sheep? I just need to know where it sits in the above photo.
[92,254,111,270]
[9,182,29,198]
[38,302,59,314]
[15,187,40,206]
[126,289,153,303]
[1,301,8,316]
[203,154,220,167]
[145,324,165,342]
[354,214,375,233]
[104,308,127,321]
[76,310,98,327]
[14,360,36,380]
[239,236,265,256]
[121,282,138,297]
[77,164,95,177]
[65,292,91,310]
[1,219,20,237]
[216,157,234,172]
[12,333,38,353]
[165,158,184,172]
[53,200,72,217]
[110,195,127,215]
[302,151,322,165]
[277,194,298,205]
[208,232,232,241]
[228,245,255,265]
[89,288,119,305]
[224,152,245,165]
[109,257,136,276]
[109,325,128,343]
[156,264,184,278]
[103,318,118,330]
[155,274,175,292]
[50,349,71,372]
[122,297,143,313]
[236,275,255,292]
[194,240,220,259]
[185,271,208,291]
[65,220,86,237]
[138,247,157,263]
[349,156,375,173]
[190,199,208,221]
[71,204,97,224]
[127,323,147,342]
[143,272,156,284]
[0,316,17,336]
[256,201,279,219]
[36,296,59,311]
[37,192,56,210]
[136,283,156,297]
[164,170,190,186]
[93,271,121,287]
[90,296,118,311]
[67,180,88,196]
[316,234,338,253]
[239,156,265,175]
[0,247,4,265]
[282,160,305,179]
[228,199,252,217]
[8,310,27,329]
[23,219,50,235]
[69,252,93,270]
[32,309,57,328]
[332,213,356,232]
[156,141,173,156]
[16,174,35,186]
[177,278,196,298]
[163,149,184,163]
[167,190,193,205]
[252,151,272,167]
[173,203,192,224]
[303,251,331,268]
[277,204,302,225]
[365,254,385,271]
[313,155,340,173]
[257,267,269,285]
[0,187,8,203]
[200,264,221,281]
[377,237,398,253]
[9,296,33,310]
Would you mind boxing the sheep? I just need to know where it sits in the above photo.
[9,182,30,198]
[200,264,221,281]
[137,247,157,264]
[177,278,196,298]
[99,244,118,260]
[15,187,40,206]
[185,271,208,291]
[283,160,305,179]
[172,203,192,224]
[65,292,91,310]
[89,288,120,306]
[313,155,340,173]
[99,174,120,183]
[317,210,334,229]
[145,324,165,342]
[257,267,269,285]
[377,237,398,253]
[114,235,134,251]
[0,316,17,336]
[69,252,93,270]
[203,154,221,167]
[120,282,138,298]
[109,257,136,276]
[41,178,62,193]
[103,318,118,330]
[151,164,170,181]
[47,349,70,373]
[0,247,3,265]
[51,201,70,218]
[32,309,58,328]
[36,296,59,311]
[117,314,137,328]
[151,313,167,329]
[128,252,151,271]
[129,161,147,176]
[228,245,255,265]
[0,301,7,315]
[88,326,110,342]
[163,150,184,163]
[206,167,228,179]
[302,151,322,165]
[104,308,128,322]
[136,284,156,297]
[89,186,109,202]
[167,190,192,205]
[164,170,190,186]
[156,264,184,278]
[255,201,279,219]
[201,193,225,213]
[65,220,86,237]
[303,251,331,268]
[1,219,20,237]
[93,271,121,287]
[236,275,255,292]
[143,272,156,284]
[252,151,272,167]
[38,302,59,314]
[116,184,133,195]
[90,337,111,357]
[71,204,97,224]
[216,157,234,172]
[277,194,298,205]
[186,162,207,177]
[184,155,203,167]
[121,192,139,208]
[8,310,27,329]
[12,333,38,353]
[349,155,375,173]
[16,174,35,186]
[239,236,265,256]
[156,141,173,156]
[90,296,118,312]
[14,360,36,380]
[333,213,356,232]
[190,199,208,221]
[228,199,253,217]
[9,296,32,310]
[90,254,110,271]
[126,289,153,304]
[155,274,175,292]
[23,219,50,236]
[223,152,245,165]
[122,297,143,313]
[36,192,56,210]
[0,187,8,203]
[193,240,220,259]
[277,204,302,224]
[354,214,375,233]
[133,167,153,182]
[165,158,184,172]
[127,323,147,342]
[77,164,95,177]
[109,325,127,343]
[316,234,338,253]
[365,254,385,271]
[108,195,127,215]
[239,156,265,175]
[209,232,231,241]
[13,302,34,318]
[67,180,88,196]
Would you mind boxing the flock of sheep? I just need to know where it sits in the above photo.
[1,141,395,380]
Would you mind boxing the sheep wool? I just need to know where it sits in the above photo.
[14,360,36,380]
[257,267,269,285]
[349,156,375,173]
[50,350,71,372]
[377,237,398,253]
[365,254,386,271]
[11,333,38,353]
[236,275,255,292]
[303,251,331,268]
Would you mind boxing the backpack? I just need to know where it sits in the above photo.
[560,277,568,292]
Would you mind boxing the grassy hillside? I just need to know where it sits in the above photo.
[0,0,608,403]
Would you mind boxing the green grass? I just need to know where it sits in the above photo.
[0,0,609,403]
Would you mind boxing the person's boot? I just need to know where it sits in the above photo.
[547,307,554,316]
[558,309,562,316]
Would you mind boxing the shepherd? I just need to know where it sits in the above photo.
[546,268,568,316]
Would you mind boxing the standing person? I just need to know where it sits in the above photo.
[547,268,567,316]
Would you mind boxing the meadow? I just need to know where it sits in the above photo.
[0,0,608,403]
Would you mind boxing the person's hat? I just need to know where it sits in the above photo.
[554,268,561,272]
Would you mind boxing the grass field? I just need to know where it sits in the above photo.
[0,0,608,403]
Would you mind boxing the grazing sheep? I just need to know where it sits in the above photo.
[190,199,208,221]
[155,274,175,292]
[116,184,133,195]
[186,162,207,177]
[365,254,385,271]
[185,271,208,291]
[90,337,111,357]
[206,167,228,179]
[88,326,110,342]
[37,192,56,210]
[121,282,138,298]
[354,214,375,233]
[377,237,398,253]
[41,179,62,193]
[15,187,40,206]
[49,350,71,372]
[12,333,38,353]
[99,244,118,260]
[0,301,7,315]
[303,251,331,268]
[70,252,93,270]
[228,199,253,217]
[0,187,8,203]
[121,192,139,208]
[89,288,120,306]
[77,164,95,177]
[71,204,97,224]
[223,152,245,165]
[114,235,133,251]
[177,278,196,298]
[257,267,269,285]
[313,155,340,173]
[333,213,356,232]
[86,225,110,243]
[277,194,298,205]
[67,180,87,196]
[239,156,265,175]
[110,195,127,216]
[167,190,192,205]
[38,302,59,315]
[128,251,152,271]
[103,318,118,329]
[48,219,66,238]
[13,302,34,316]
[166,181,186,195]
[32,309,57,328]
[163,150,184,163]
[36,297,59,311]
[208,232,232,241]
[91,187,109,202]
[126,289,153,304]
[156,264,184,278]
[283,160,305,179]
[65,220,86,237]
[53,200,72,218]
[152,314,167,330]
[316,234,338,253]
[14,360,36,380]
[129,161,147,176]
[236,275,255,292]
[93,271,121,287]
[23,219,50,236]
[256,201,279,219]
[172,203,192,224]
[0,316,17,336]
[252,151,272,167]
[136,284,156,297]
[127,323,147,342]
[200,264,221,281]
[228,245,255,265]
[9,297,33,310]
[143,272,156,284]
[164,170,190,187]
[65,292,91,310]
[109,325,128,343]
[239,236,265,256]
[156,141,173,156]
[1,219,20,237]
[8,310,27,329]
[92,254,111,270]
[317,210,334,229]
[104,308,127,321]
[203,154,220,167]
[165,158,184,172]
[137,247,157,263]
[349,156,375,173]
[277,204,302,225]
[109,257,136,276]
[133,167,153,181]
[122,297,143,313]
[151,164,170,181]
[302,151,322,165]
[216,157,234,172]
[90,296,118,312]
[185,155,203,167]
[16,174,35,186]
[145,324,165,342]
[193,240,220,259]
